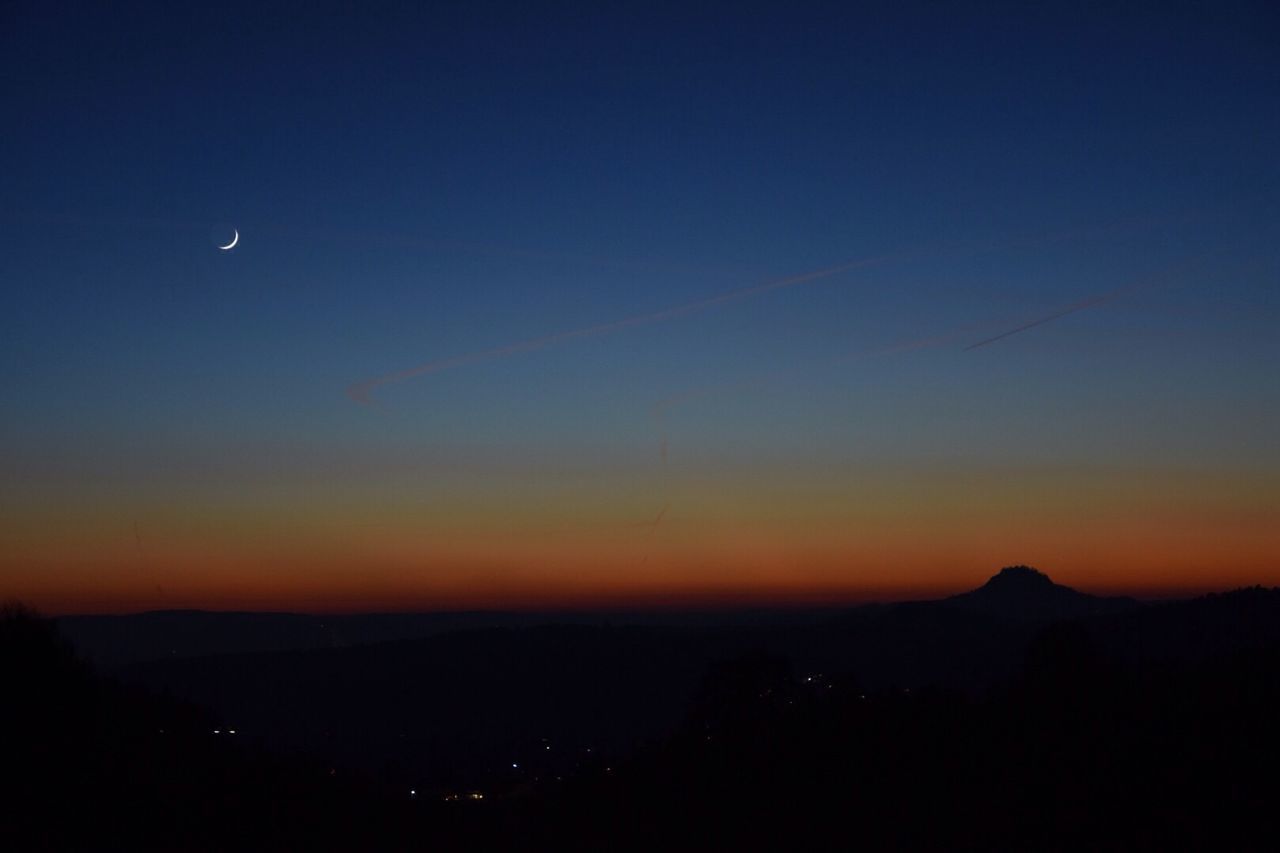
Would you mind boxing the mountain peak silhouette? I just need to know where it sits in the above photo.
[946,566,1136,621]
[981,565,1056,590]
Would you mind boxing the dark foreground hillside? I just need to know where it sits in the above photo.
[6,575,1280,851]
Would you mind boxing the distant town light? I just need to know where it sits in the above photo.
[511,763,519,768]
[213,729,220,734]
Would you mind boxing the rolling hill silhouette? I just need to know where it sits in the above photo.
[12,570,1280,850]
[42,568,1280,801]
[66,567,1153,788]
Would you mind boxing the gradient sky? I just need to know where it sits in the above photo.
[3,1,1278,613]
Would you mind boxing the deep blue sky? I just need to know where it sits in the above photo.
[3,1,1278,610]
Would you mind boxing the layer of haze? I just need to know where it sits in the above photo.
[3,2,1278,613]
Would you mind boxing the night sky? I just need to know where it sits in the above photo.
[3,2,1278,613]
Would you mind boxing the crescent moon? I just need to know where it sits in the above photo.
[218,230,239,251]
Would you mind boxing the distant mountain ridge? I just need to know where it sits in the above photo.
[943,565,1139,621]
[54,567,1197,669]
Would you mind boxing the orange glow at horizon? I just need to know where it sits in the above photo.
[4,455,1277,615]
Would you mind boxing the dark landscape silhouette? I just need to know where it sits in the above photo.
[8,568,1280,850]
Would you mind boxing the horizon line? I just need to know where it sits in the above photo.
[40,580,1274,619]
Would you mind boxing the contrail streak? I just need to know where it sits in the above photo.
[963,253,1206,351]
[348,253,906,403]
[963,293,1115,350]
[347,216,1231,404]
